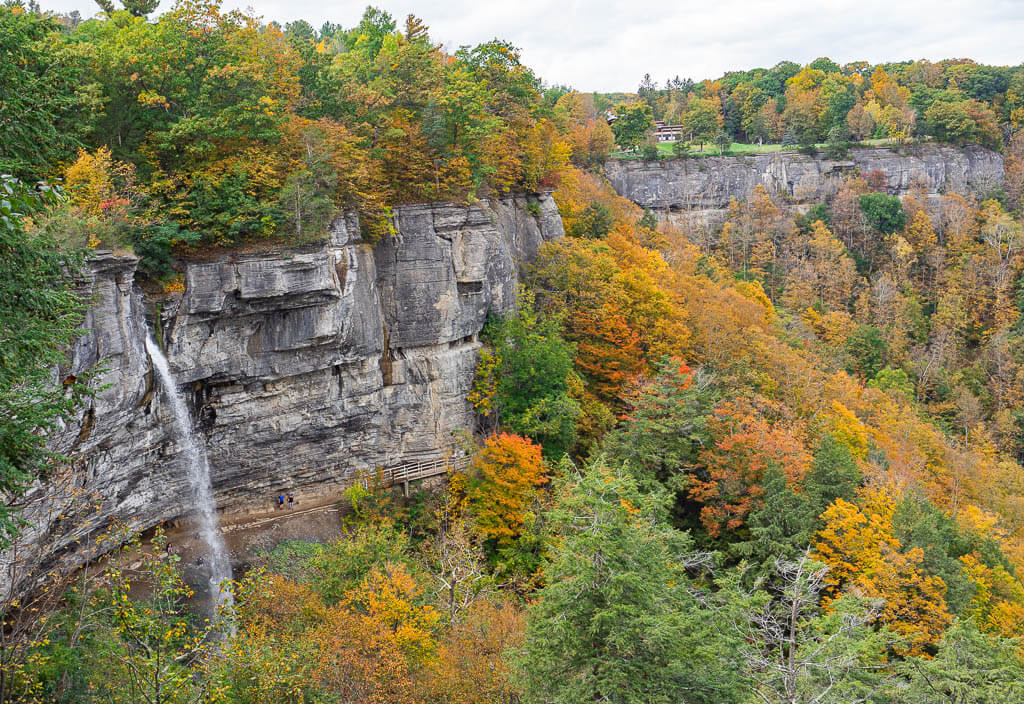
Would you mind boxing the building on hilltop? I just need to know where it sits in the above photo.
[655,123,686,142]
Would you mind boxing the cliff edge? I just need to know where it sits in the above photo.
[605,143,1004,212]
[4,193,563,595]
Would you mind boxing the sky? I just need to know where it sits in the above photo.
[36,0,1024,92]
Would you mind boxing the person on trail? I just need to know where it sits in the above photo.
[277,494,285,510]
[287,495,294,509]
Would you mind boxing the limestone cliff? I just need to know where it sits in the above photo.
[6,193,563,594]
[605,143,1004,214]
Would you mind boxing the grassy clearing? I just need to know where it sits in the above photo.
[612,137,905,160]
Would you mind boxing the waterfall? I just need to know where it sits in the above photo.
[144,336,234,617]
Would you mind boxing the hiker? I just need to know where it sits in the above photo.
[277,494,285,510]
[287,495,295,509]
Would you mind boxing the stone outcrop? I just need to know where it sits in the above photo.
[6,193,562,594]
[605,144,1004,213]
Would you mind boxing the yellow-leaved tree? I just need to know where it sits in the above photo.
[814,493,951,655]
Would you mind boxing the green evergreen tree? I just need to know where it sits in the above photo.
[636,72,657,107]
[96,0,159,17]
[897,619,1024,703]
[277,126,338,238]
[824,124,850,159]
[602,358,716,492]
[735,435,861,574]
[638,208,659,231]
[0,8,90,180]
[0,178,90,545]
[515,460,745,704]
[804,434,862,516]
[734,466,816,569]
[122,0,159,16]
[566,201,614,239]
[892,493,977,613]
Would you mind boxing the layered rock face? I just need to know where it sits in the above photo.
[7,193,562,593]
[605,144,1004,213]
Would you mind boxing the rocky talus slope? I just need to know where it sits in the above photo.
[4,194,563,594]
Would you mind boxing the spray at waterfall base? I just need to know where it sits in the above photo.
[145,336,234,617]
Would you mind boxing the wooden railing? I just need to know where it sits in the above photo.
[235,454,472,525]
[361,454,470,493]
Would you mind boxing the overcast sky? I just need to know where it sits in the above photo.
[37,0,1024,92]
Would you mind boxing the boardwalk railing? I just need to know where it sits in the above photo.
[248,455,471,521]
[362,454,470,493]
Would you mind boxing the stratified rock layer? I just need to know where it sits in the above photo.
[7,193,562,593]
[605,144,1004,211]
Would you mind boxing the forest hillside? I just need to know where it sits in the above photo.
[3,2,1024,703]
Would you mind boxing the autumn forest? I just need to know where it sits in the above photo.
[3,1,1024,702]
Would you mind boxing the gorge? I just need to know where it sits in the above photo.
[10,3,1024,697]
[1,144,1008,597]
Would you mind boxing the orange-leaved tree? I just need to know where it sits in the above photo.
[572,304,645,405]
[959,552,1024,640]
[690,398,811,537]
[221,564,440,703]
[422,598,524,704]
[311,603,425,704]
[464,433,547,545]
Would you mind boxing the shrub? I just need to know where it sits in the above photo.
[858,192,906,234]
[566,201,613,239]
[845,325,888,379]
[131,223,199,280]
[824,125,850,159]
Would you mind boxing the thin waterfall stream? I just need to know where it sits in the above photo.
[144,335,234,617]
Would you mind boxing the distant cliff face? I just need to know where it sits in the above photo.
[7,193,563,594]
[605,144,1004,212]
